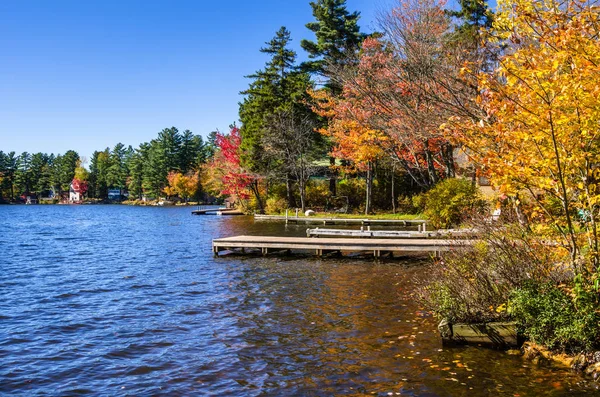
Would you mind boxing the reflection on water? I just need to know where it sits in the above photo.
[0,205,598,396]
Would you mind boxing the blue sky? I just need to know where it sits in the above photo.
[0,0,387,159]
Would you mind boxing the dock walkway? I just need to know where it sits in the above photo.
[306,227,477,239]
[212,235,470,258]
[254,214,428,229]
[193,208,243,216]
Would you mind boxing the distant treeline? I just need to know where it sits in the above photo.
[0,127,216,202]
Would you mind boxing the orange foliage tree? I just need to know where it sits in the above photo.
[313,0,474,199]
[165,171,200,202]
[451,0,600,270]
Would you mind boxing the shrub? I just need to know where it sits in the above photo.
[423,178,486,229]
[416,217,572,324]
[265,197,289,214]
[337,178,366,211]
[509,280,600,353]
[305,180,330,208]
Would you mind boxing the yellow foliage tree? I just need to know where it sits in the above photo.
[451,0,600,270]
[165,171,200,203]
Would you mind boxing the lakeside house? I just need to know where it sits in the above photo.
[69,183,81,203]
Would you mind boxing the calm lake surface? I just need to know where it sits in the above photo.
[1,205,599,396]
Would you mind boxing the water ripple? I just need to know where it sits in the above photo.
[0,205,598,396]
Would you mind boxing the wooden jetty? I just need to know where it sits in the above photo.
[193,208,243,216]
[254,214,428,229]
[192,207,226,215]
[212,235,470,258]
[306,227,477,239]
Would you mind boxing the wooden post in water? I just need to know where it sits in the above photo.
[285,209,289,224]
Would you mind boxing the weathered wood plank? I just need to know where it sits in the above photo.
[440,321,518,347]
[306,227,477,239]
[212,235,471,257]
[192,207,227,215]
[254,214,428,226]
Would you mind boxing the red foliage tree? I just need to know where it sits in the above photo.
[71,178,88,196]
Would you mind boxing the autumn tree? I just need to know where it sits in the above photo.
[71,159,89,199]
[453,0,600,270]
[202,125,254,210]
[165,171,200,203]
[313,0,459,197]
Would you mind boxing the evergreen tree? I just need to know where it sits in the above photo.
[300,0,366,85]
[127,144,148,200]
[15,152,32,195]
[59,150,80,192]
[3,152,17,200]
[446,0,493,38]
[179,129,202,174]
[30,152,52,196]
[0,151,5,200]
[301,0,366,195]
[204,130,218,160]
[240,27,320,208]
[158,127,182,172]
[143,140,168,199]
[106,143,128,189]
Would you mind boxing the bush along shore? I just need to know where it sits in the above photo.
[417,205,600,381]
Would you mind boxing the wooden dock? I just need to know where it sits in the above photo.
[192,207,226,215]
[254,214,428,229]
[306,227,477,239]
[193,208,243,216]
[212,235,470,258]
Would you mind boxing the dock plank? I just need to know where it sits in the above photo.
[254,214,428,227]
[212,235,471,257]
[306,228,477,239]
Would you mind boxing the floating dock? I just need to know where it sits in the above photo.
[193,208,243,216]
[254,214,428,229]
[306,227,477,239]
[212,235,470,258]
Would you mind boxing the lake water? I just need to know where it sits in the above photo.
[1,205,599,396]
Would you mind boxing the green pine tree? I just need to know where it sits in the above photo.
[300,0,366,87]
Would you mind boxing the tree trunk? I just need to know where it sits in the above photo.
[443,143,455,178]
[512,194,528,228]
[423,139,438,186]
[250,180,265,214]
[329,157,337,196]
[391,163,396,214]
[299,181,306,213]
[365,162,373,215]
[286,175,296,208]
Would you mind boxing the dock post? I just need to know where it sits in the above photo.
[296,208,299,219]
[423,222,426,232]
[285,209,289,224]
[262,247,268,256]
